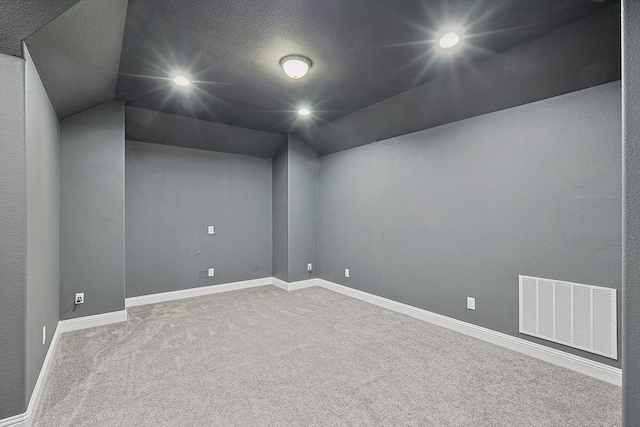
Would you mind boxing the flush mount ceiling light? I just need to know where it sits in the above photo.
[438,31,461,49]
[173,75,190,87]
[298,108,311,116]
[280,55,312,79]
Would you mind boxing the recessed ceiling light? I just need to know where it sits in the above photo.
[280,55,312,79]
[439,32,461,49]
[298,108,311,117]
[173,75,190,87]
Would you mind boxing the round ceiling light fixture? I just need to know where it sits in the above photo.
[438,32,461,49]
[173,75,191,87]
[280,55,312,79]
[298,108,311,117]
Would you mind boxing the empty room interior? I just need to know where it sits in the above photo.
[1,0,639,426]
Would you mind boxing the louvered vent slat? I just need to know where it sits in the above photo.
[519,275,617,359]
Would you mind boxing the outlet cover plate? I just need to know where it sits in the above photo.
[467,297,476,310]
[75,293,84,305]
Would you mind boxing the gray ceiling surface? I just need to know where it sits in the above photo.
[125,106,285,158]
[11,0,620,156]
[115,0,618,134]
[0,0,83,57]
[24,0,128,120]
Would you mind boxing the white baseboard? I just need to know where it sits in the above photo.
[0,323,61,427]
[271,277,289,291]
[125,277,273,307]
[58,310,128,333]
[316,279,622,386]
[272,277,318,291]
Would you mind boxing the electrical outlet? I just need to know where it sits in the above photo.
[307,263,312,272]
[208,268,215,277]
[345,268,350,278]
[467,297,476,310]
[208,225,215,235]
[199,269,208,278]
[75,293,84,305]
[253,263,259,271]
[42,326,46,345]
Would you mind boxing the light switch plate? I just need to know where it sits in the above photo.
[345,268,350,278]
[208,225,215,235]
[208,268,215,277]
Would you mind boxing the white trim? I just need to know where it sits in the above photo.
[58,310,128,333]
[0,323,61,427]
[316,279,622,386]
[271,277,289,291]
[125,277,273,307]
[287,278,318,291]
[271,277,318,291]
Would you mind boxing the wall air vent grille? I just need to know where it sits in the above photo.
[519,275,617,359]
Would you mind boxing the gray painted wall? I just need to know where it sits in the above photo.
[0,53,27,419]
[272,140,289,282]
[318,82,622,366]
[288,135,318,282]
[306,6,620,156]
[60,101,125,319]
[623,1,640,424]
[125,141,272,297]
[24,46,60,409]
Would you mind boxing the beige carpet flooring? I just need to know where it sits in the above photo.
[33,285,621,426]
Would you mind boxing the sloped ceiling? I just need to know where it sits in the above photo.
[24,0,128,120]
[0,0,83,57]
[7,0,620,156]
[116,0,618,135]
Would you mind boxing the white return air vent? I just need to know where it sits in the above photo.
[519,275,617,359]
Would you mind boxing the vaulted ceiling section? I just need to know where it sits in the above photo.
[5,0,621,156]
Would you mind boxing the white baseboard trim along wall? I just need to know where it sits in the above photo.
[1,276,621,426]
[272,277,318,291]
[125,277,273,307]
[0,324,61,427]
[313,279,621,386]
[58,310,128,333]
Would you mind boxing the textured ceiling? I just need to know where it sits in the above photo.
[125,106,284,158]
[115,0,618,134]
[24,0,128,120]
[11,0,620,157]
[0,0,82,57]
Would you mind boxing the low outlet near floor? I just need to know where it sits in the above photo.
[75,293,84,305]
[467,297,476,311]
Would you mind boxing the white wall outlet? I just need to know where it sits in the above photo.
[75,292,84,305]
[208,225,215,235]
[42,326,46,345]
[208,268,215,277]
[308,263,312,272]
[467,297,476,310]
[345,268,350,278]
